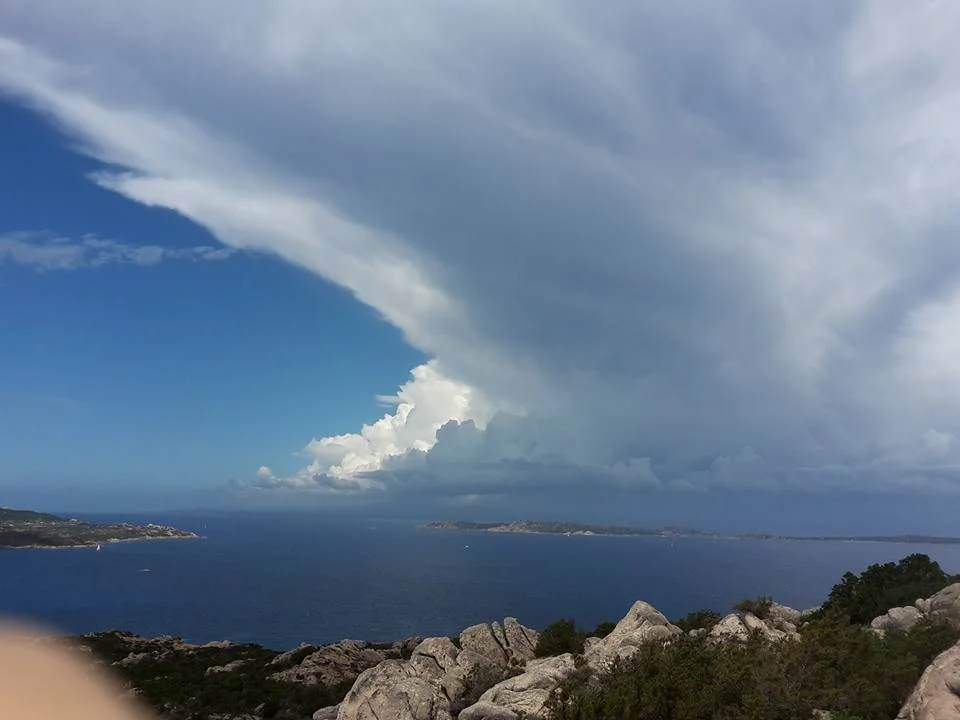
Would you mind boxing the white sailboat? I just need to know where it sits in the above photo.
[96,544,101,551]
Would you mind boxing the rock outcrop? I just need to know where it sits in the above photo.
[585,601,680,669]
[871,583,960,634]
[455,601,682,720]
[870,606,924,634]
[313,706,340,720]
[707,604,801,644]
[927,584,960,627]
[459,655,578,720]
[896,638,960,720]
[270,638,420,686]
[333,596,814,720]
[458,619,537,669]
[335,620,539,720]
[206,659,249,675]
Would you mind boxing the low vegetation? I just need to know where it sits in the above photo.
[672,609,722,633]
[535,620,620,657]
[816,553,959,624]
[77,633,353,720]
[733,596,773,620]
[541,554,960,720]
[546,616,958,720]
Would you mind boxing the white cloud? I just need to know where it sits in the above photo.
[0,231,237,271]
[282,361,495,489]
[3,2,960,497]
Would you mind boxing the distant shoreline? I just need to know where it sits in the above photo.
[0,507,200,550]
[5,534,202,551]
[420,521,960,545]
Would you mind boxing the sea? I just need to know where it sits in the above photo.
[2,511,960,650]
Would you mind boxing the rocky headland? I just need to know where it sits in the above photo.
[0,507,199,549]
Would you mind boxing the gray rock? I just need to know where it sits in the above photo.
[708,612,796,644]
[459,619,539,669]
[586,600,680,669]
[896,638,960,720]
[460,623,509,667]
[743,613,786,640]
[460,654,578,720]
[502,618,539,662]
[271,638,416,686]
[314,704,340,720]
[115,651,156,667]
[767,602,803,629]
[336,659,454,720]
[870,605,924,633]
[270,642,316,667]
[409,637,462,685]
[709,614,750,643]
[870,583,960,635]
[927,584,960,628]
[459,602,683,720]
[205,659,248,675]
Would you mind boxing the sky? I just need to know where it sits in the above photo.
[2,1,960,533]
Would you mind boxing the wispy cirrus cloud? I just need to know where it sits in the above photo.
[0,231,237,271]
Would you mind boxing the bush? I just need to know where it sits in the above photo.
[452,662,524,715]
[818,554,959,625]
[673,609,722,633]
[591,621,617,639]
[547,603,960,720]
[535,619,586,657]
[735,596,773,619]
[75,636,355,720]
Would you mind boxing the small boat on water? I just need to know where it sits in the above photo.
[95,544,101,551]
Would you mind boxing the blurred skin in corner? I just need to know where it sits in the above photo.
[0,622,154,720]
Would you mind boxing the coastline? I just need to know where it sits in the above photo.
[0,533,201,551]
[421,522,960,546]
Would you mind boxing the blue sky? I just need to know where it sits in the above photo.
[0,101,424,508]
[3,2,960,532]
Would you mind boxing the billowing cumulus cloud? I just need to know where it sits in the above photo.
[3,1,960,498]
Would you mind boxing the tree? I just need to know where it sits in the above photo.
[819,554,958,624]
[535,619,585,657]
[591,621,617,639]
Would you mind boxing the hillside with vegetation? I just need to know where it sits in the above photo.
[544,554,960,720]
[0,507,198,548]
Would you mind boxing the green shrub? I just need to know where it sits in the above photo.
[75,637,355,720]
[535,619,586,657]
[591,621,617,639]
[735,596,773,619]
[673,609,722,633]
[818,554,959,624]
[547,608,960,720]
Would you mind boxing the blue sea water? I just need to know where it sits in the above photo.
[2,511,959,649]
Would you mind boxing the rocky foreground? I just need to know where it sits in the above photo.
[70,580,960,720]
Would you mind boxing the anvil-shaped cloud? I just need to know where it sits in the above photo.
[3,1,960,498]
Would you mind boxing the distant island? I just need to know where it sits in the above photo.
[421,520,960,545]
[0,507,199,549]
